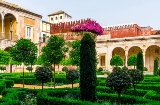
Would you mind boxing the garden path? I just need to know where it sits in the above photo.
[0,83,79,98]
[13,83,79,89]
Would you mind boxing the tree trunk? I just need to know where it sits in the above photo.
[22,63,24,88]
[10,64,12,73]
[42,81,44,96]
[72,81,73,89]
[118,92,121,105]
[58,65,59,74]
[54,63,56,88]
[134,65,135,69]
[31,65,32,73]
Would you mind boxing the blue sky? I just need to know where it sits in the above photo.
[5,0,160,30]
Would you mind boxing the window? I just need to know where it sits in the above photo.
[43,34,46,42]
[27,27,31,39]
[51,17,53,21]
[100,56,105,66]
[55,16,58,20]
[60,16,62,19]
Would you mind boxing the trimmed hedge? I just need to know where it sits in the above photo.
[0,85,5,95]
[37,92,100,105]
[96,86,147,97]
[136,84,160,93]
[4,80,14,88]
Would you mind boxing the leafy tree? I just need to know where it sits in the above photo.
[154,58,159,76]
[41,35,65,88]
[106,67,131,105]
[69,40,81,66]
[25,52,37,73]
[10,38,38,88]
[80,33,97,102]
[127,54,137,68]
[36,55,43,65]
[34,66,52,96]
[66,69,79,89]
[110,55,123,67]
[128,69,144,95]
[136,52,144,72]
[0,50,10,65]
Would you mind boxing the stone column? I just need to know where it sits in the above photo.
[2,18,4,39]
[143,51,146,67]
[16,21,19,40]
[107,47,112,71]
[125,50,128,67]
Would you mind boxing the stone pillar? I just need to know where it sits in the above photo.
[125,50,128,67]
[107,47,112,72]
[16,21,19,40]
[2,18,4,39]
[143,51,146,67]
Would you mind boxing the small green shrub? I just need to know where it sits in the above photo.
[62,66,68,72]
[143,67,148,71]
[26,66,33,72]
[98,67,103,72]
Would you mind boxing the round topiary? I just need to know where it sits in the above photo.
[66,69,79,88]
[34,66,52,95]
[106,67,131,105]
[62,66,68,72]
[128,69,144,95]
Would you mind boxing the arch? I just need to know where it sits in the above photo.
[112,47,125,65]
[4,13,17,41]
[145,45,160,72]
[128,46,142,57]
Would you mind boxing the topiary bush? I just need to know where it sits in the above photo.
[34,66,52,96]
[98,67,103,72]
[66,69,79,89]
[80,33,97,102]
[157,69,160,76]
[154,58,158,76]
[106,67,131,105]
[136,52,144,73]
[62,66,68,72]
[128,69,144,95]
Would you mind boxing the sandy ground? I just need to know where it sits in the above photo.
[0,83,79,98]
[13,83,79,89]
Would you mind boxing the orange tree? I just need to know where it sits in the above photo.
[10,38,38,88]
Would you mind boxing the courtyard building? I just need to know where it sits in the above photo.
[0,0,42,72]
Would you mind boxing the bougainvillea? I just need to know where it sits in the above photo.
[71,19,103,35]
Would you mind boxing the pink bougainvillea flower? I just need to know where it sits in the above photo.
[71,19,103,35]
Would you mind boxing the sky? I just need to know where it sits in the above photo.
[4,0,160,30]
